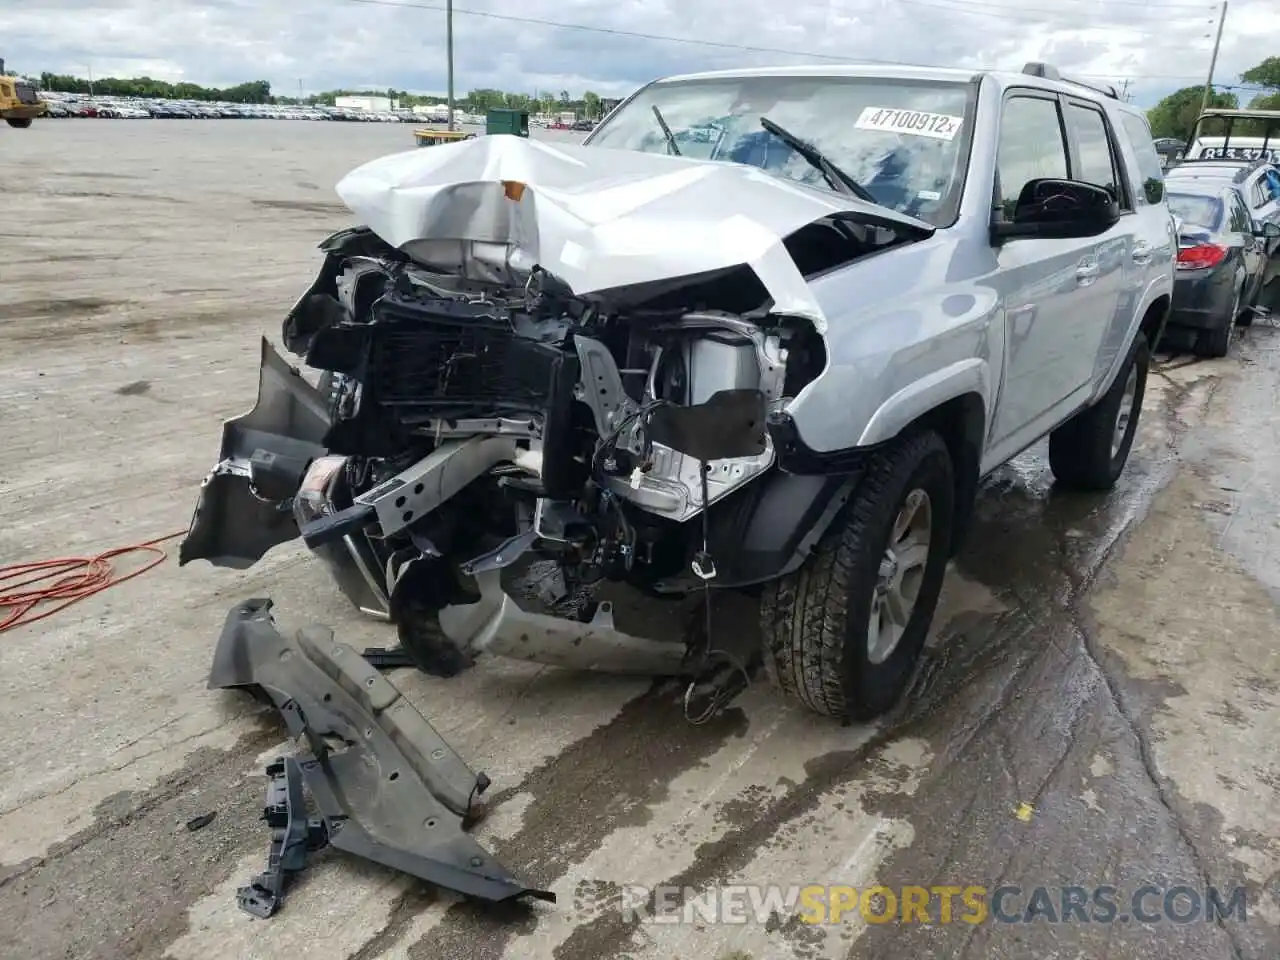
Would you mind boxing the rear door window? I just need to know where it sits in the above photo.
[1066,102,1129,208]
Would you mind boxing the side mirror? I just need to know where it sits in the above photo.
[991,178,1121,242]
[1253,221,1280,239]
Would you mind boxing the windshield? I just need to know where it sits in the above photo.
[1167,192,1224,231]
[586,75,976,227]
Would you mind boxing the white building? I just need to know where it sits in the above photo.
[335,95,396,112]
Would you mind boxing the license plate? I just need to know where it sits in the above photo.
[1196,145,1280,162]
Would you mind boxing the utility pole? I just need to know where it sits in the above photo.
[298,78,303,102]
[446,0,455,131]
[1198,1,1228,117]
[88,62,94,97]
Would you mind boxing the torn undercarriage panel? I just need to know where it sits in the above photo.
[211,598,554,908]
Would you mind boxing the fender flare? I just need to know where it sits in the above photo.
[701,471,859,589]
[856,358,991,447]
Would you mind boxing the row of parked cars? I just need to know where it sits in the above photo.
[1161,116,1280,357]
[38,94,424,123]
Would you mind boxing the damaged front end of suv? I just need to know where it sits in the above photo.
[182,135,935,697]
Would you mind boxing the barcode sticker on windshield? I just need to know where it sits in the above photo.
[854,107,963,141]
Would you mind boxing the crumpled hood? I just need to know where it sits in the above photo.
[334,134,933,329]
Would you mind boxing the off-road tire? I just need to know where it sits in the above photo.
[6,118,32,129]
[760,430,955,721]
[1048,334,1149,491]
[1199,287,1241,357]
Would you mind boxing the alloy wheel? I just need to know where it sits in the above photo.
[868,488,932,665]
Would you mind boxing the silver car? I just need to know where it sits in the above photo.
[183,60,1174,724]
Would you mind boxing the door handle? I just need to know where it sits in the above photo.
[1132,243,1152,264]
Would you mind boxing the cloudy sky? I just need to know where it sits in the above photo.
[5,0,1275,107]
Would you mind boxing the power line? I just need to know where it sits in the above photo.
[344,0,878,61]
[340,0,1232,85]
[939,0,1214,8]
[908,0,1213,14]
[893,0,1210,38]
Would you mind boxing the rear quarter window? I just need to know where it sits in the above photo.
[1118,112,1165,205]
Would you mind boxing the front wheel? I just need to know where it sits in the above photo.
[5,118,33,129]
[1048,334,1149,491]
[760,430,955,721]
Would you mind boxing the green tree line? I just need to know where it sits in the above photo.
[1146,56,1280,140]
[37,73,272,103]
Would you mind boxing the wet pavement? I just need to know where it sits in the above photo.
[1,120,1277,960]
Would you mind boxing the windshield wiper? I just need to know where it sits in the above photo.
[652,105,681,157]
[759,115,877,204]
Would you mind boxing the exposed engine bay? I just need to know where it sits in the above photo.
[304,227,825,553]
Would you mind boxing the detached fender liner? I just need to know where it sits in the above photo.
[211,598,554,905]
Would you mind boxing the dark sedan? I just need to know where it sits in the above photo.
[1166,181,1280,356]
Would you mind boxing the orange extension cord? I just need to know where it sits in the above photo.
[0,531,187,633]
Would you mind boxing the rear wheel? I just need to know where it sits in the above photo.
[760,430,954,721]
[1049,334,1149,491]
[5,118,32,129]
[1198,287,1240,357]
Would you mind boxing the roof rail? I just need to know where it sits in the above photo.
[1021,62,1119,100]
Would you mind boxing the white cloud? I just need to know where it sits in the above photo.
[2,0,1274,107]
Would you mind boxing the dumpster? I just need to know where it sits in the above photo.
[485,109,530,138]
[413,128,476,147]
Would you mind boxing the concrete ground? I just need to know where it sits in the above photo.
[1,118,1277,960]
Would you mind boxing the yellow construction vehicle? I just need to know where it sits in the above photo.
[0,60,46,128]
